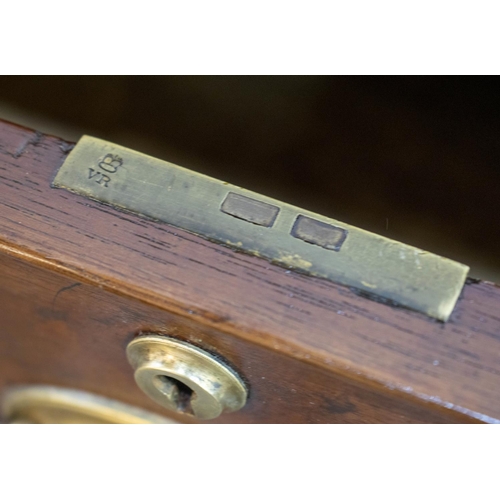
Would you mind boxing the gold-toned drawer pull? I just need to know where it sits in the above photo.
[126,335,247,420]
[1,386,176,424]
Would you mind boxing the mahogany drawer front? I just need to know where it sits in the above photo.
[1,119,499,423]
[0,250,473,424]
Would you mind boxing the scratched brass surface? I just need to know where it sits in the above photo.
[52,136,469,321]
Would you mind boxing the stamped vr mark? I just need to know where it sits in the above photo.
[88,168,111,187]
[87,154,123,188]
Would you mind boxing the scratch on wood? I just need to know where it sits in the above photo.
[14,131,43,158]
[51,282,81,311]
[59,141,74,155]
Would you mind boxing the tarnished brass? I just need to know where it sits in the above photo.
[1,385,177,424]
[126,335,247,420]
[52,136,469,321]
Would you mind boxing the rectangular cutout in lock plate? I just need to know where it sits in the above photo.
[52,136,469,321]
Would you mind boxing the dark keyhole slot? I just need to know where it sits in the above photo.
[155,375,194,414]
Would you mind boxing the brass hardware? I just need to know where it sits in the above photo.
[53,135,469,321]
[126,335,247,420]
[1,385,177,424]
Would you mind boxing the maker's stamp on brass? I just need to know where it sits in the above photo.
[87,154,123,188]
[291,215,347,251]
[221,192,280,227]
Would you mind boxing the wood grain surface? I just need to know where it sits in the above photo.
[1,118,499,423]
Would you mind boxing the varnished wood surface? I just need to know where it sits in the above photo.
[0,251,470,424]
[1,118,499,423]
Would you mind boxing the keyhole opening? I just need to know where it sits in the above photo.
[154,375,194,414]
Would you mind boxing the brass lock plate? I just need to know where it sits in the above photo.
[52,136,469,321]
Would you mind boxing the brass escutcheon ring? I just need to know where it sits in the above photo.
[126,335,247,420]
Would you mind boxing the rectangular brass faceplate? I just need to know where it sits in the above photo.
[52,136,469,321]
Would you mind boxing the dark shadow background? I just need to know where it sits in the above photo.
[0,76,498,281]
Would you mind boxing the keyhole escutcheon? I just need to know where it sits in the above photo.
[126,335,247,420]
